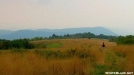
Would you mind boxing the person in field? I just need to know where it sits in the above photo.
[100,42,105,49]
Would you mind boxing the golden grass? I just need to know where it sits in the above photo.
[0,52,93,75]
[0,38,133,75]
[113,45,134,72]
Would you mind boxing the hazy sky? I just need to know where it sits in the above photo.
[0,0,134,35]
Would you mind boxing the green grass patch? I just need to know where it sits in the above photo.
[46,43,62,48]
[94,65,108,75]
[34,50,66,59]
[11,48,27,53]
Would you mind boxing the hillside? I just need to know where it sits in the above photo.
[0,27,117,40]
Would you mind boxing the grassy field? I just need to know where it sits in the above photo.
[0,38,133,75]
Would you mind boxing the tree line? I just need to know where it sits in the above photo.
[31,32,116,40]
[110,35,134,45]
[0,39,34,49]
[30,32,134,45]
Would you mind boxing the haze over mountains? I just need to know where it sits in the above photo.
[0,27,117,40]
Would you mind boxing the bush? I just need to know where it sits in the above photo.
[110,35,134,45]
[117,35,134,45]
[0,39,34,50]
[66,49,77,57]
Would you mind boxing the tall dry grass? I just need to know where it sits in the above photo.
[113,45,134,72]
[0,51,93,75]
[0,38,133,75]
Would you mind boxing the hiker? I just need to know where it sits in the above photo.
[100,42,105,49]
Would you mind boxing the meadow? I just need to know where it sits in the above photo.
[0,38,133,75]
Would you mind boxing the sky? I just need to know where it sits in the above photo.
[0,0,134,35]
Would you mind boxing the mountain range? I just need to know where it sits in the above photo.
[0,27,117,40]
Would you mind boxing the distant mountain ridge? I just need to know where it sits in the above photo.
[0,27,117,40]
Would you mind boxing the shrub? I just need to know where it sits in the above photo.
[110,35,134,45]
[0,39,34,50]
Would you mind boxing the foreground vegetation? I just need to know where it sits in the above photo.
[0,38,133,75]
